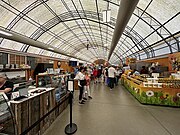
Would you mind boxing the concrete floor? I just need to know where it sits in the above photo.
[43,83,180,135]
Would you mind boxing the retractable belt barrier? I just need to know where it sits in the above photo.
[20,94,70,135]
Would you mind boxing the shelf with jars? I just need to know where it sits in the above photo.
[121,74,180,107]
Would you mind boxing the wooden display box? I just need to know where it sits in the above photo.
[121,75,180,107]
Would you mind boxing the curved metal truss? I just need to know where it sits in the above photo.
[0,0,178,63]
[22,11,150,58]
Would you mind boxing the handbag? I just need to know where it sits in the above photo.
[80,79,87,86]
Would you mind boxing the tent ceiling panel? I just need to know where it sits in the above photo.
[109,2,119,18]
[80,0,104,13]
[126,14,139,29]
[27,4,55,25]
[48,39,62,48]
[0,4,18,27]
[4,0,33,11]
[164,15,180,34]
[145,0,180,24]
[137,0,151,10]
[12,19,37,37]
[41,50,54,57]
[49,23,67,34]
[0,0,179,64]
[27,46,41,54]
[45,0,69,15]
[0,39,23,51]
[37,32,54,44]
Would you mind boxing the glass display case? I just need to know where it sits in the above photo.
[36,74,70,102]
[0,93,16,135]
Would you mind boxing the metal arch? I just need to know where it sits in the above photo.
[103,0,178,53]
[123,28,151,58]
[136,7,179,43]
[27,11,103,54]
[132,8,172,53]
[103,0,178,61]
[45,24,139,57]
[24,10,148,51]
[19,11,136,60]
[1,0,152,62]
[129,31,180,60]
[121,13,178,58]
[0,0,49,44]
[56,30,123,63]
[1,0,177,52]
[32,16,147,57]
[53,23,114,38]
[0,0,97,59]
[48,24,114,48]
[60,0,99,57]
[71,0,99,51]
[67,43,123,63]
[124,26,153,57]
[13,8,148,57]
[122,12,179,57]
[112,0,154,61]
[68,36,130,56]
[41,0,97,58]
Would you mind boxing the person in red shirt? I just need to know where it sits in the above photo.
[93,67,98,84]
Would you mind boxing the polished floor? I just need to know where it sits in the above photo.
[43,83,180,135]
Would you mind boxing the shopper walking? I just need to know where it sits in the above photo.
[97,67,102,83]
[83,72,92,99]
[74,67,86,104]
[115,67,121,86]
[93,67,98,84]
[104,67,108,85]
[108,65,116,90]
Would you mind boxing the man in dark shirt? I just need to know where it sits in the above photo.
[140,66,148,74]
[0,73,14,100]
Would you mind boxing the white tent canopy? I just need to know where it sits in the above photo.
[0,0,179,64]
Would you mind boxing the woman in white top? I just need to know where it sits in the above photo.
[74,67,86,104]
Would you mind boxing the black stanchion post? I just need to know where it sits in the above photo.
[65,80,77,134]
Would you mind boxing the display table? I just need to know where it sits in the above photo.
[10,88,69,135]
[121,74,180,107]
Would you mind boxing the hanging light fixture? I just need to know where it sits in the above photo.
[87,40,89,50]
[102,9,111,23]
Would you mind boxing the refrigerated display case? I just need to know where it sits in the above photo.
[36,73,70,102]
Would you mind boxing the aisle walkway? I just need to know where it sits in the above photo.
[44,83,180,135]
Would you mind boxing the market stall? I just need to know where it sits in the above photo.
[121,74,180,107]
